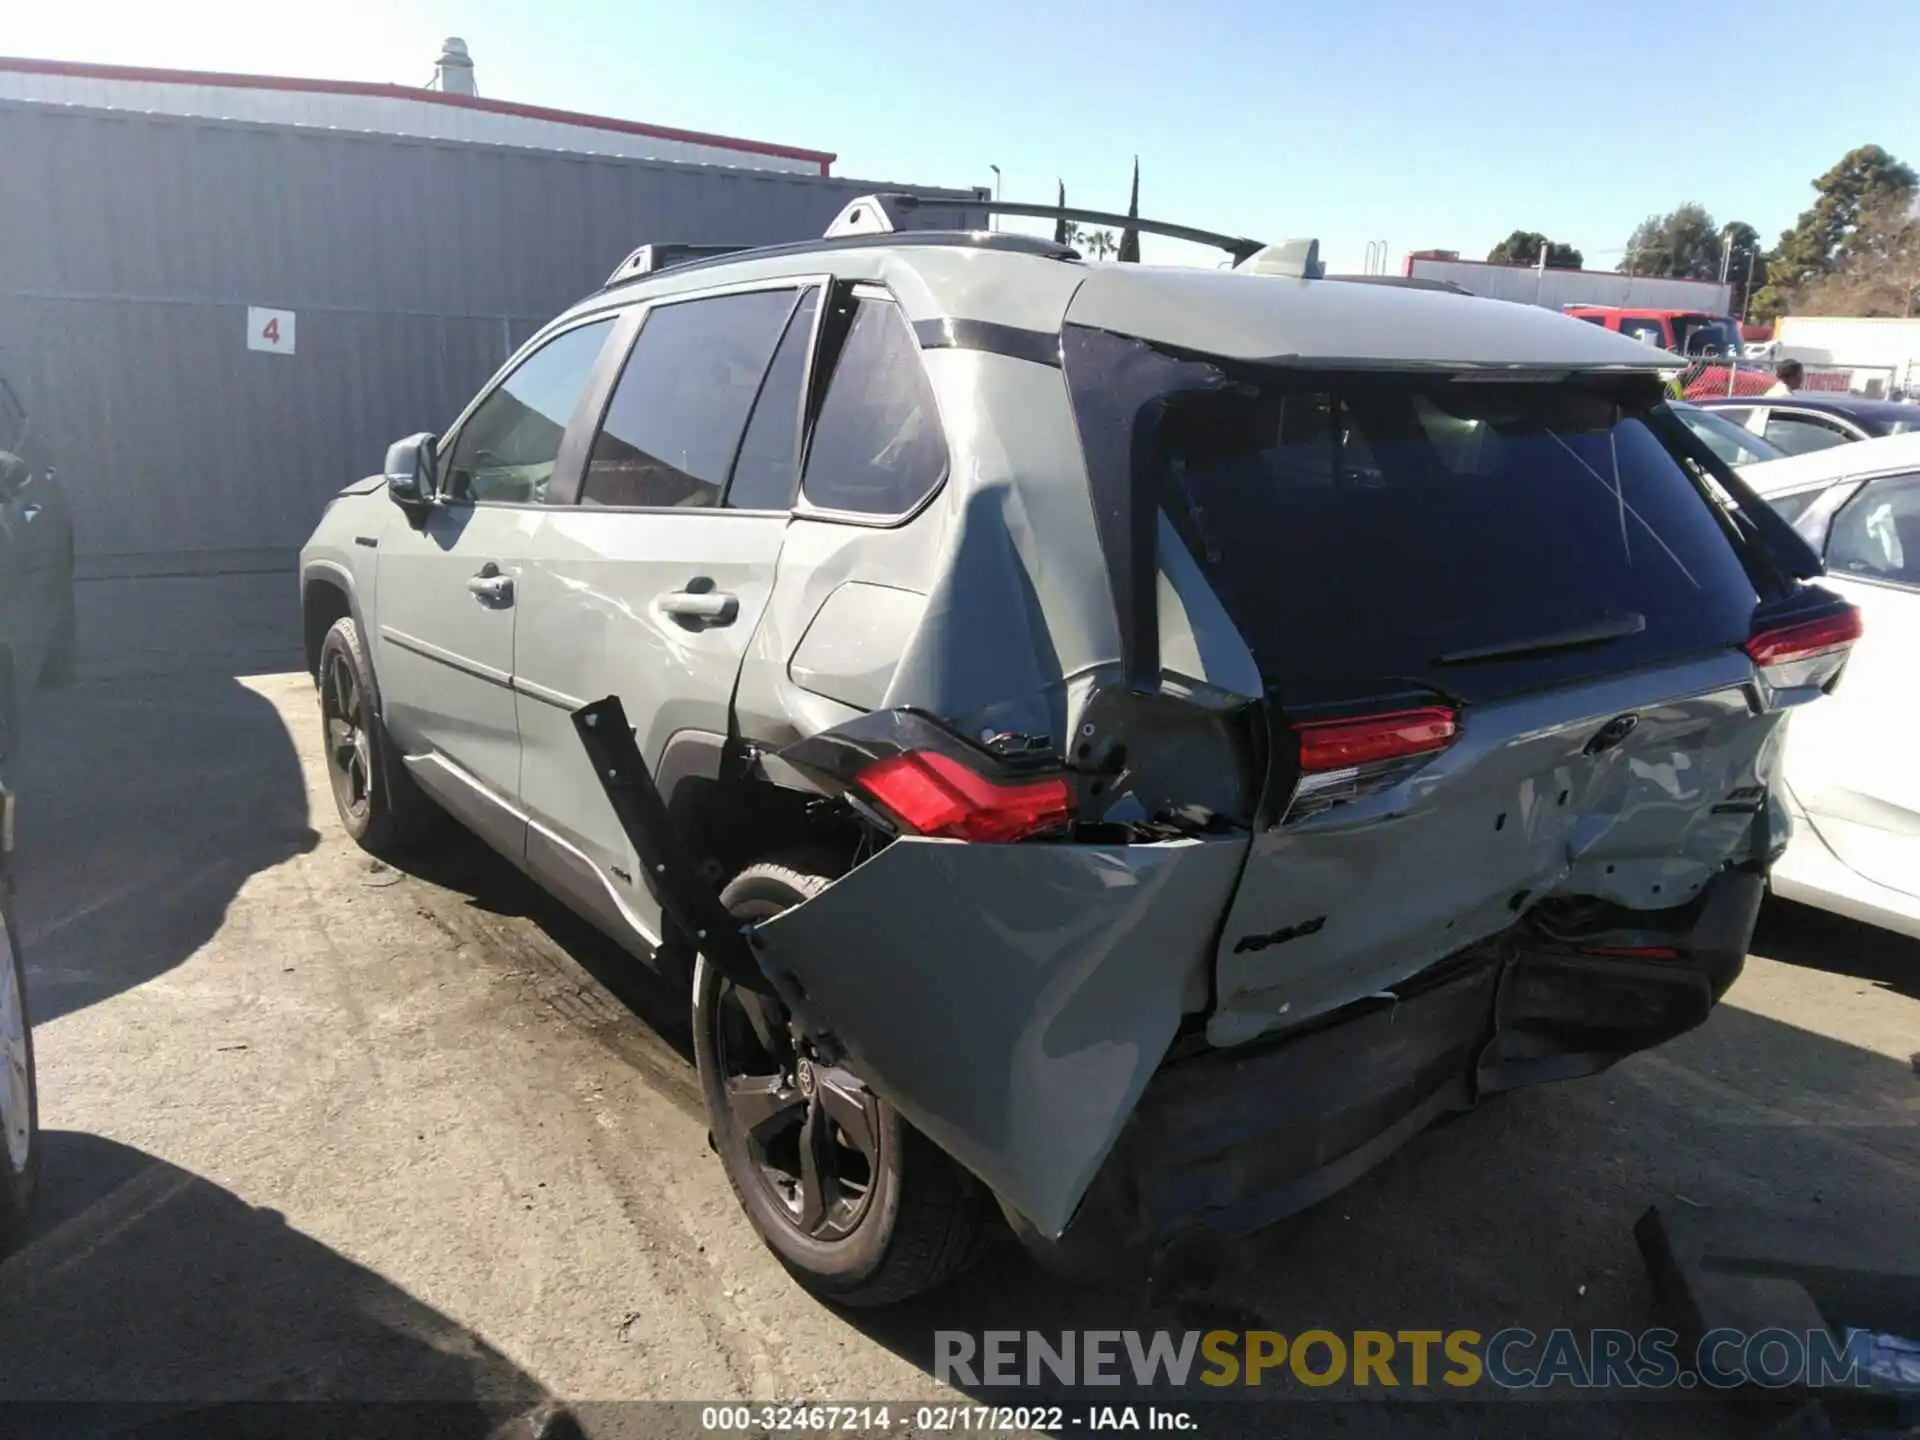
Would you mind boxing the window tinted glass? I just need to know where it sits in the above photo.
[1152,374,1758,705]
[802,296,947,515]
[1827,473,1920,587]
[0,379,22,452]
[1673,404,1783,467]
[1765,490,1821,526]
[1763,413,1851,456]
[582,289,796,509]
[443,319,613,503]
[726,289,819,511]
[1618,319,1669,348]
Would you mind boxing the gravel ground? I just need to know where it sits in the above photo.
[1,669,1914,1438]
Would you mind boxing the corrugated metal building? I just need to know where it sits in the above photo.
[0,58,979,576]
[0,53,838,173]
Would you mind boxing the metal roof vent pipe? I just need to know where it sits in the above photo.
[434,38,477,96]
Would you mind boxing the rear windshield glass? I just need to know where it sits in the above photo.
[1156,375,1760,705]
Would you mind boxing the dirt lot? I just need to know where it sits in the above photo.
[2,663,1915,1436]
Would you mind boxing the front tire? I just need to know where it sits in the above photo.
[0,905,39,1257]
[316,616,435,855]
[694,857,990,1307]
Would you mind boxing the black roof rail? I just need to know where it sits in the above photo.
[595,229,1078,295]
[828,192,1269,264]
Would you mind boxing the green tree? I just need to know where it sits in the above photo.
[1487,230,1583,268]
[1754,144,1917,319]
[1793,196,1920,318]
[1080,228,1118,261]
[1619,203,1723,279]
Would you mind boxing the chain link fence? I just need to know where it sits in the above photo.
[1673,360,1907,401]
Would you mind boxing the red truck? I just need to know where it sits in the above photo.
[1563,305,1745,358]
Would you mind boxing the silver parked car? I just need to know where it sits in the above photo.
[301,196,1857,1305]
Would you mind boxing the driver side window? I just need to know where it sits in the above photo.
[440,319,614,504]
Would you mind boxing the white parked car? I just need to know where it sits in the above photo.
[1742,433,1920,938]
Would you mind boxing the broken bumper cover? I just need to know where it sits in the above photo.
[1021,869,1764,1274]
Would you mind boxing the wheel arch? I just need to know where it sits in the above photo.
[301,564,361,679]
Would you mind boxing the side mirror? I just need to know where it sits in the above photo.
[0,451,28,499]
[385,432,438,509]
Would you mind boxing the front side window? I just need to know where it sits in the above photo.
[801,293,948,516]
[442,319,614,504]
[1618,319,1671,349]
[1763,412,1852,456]
[581,288,798,509]
[1827,473,1920,587]
[725,288,820,511]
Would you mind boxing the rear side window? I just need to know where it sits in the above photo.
[726,288,820,511]
[1150,373,1760,704]
[802,294,947,516]
[1763,413,1852,456]
[1827,473,1920,587]
[1618,319,1669,348]
[443,319,613,503]
[582,288,798,509]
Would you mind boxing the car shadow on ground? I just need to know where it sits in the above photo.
[0,1132,575,1434]
[384,818,696,1069]
[8,673,317,1023]
[1751,898,1920,1003]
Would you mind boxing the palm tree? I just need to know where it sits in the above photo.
[1081,228,1118,261]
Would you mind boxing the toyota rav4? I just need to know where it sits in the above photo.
[300,195,1858,1306]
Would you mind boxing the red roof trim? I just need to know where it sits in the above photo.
[0,54,836,170]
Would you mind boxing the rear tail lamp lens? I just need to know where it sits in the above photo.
[1744,607,1862,668]
[1294,707,1459,772]
[1284,705,1460,823]
[855,750,1074,843]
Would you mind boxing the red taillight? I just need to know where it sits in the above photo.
[855,750,1074,843]
[1744,608,1862,667]
[1582,945,1680,960]
[1294,706,1459,773]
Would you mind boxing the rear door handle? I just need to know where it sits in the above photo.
[660,587,738,626]
[466,564,513,606]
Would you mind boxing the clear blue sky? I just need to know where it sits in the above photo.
[12,0,1920,271]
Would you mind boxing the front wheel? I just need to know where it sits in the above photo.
[316,616,436,855]
[694,857,991,1307]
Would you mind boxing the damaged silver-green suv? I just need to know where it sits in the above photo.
[301,195,1859,1305]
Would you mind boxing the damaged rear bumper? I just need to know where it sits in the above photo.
[1018,869,1764,1276]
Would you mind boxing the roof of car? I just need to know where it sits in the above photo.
[1697,393,1920,423]
[1738,430,1920,495]
[570,238,1682,374]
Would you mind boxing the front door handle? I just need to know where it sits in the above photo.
[19,503,40,523]
[660,587,739,626]
[467,564,513,606]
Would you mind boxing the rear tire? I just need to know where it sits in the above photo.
[694,856,990,1307]
[0,906,39,1258]
[316,616,436,856]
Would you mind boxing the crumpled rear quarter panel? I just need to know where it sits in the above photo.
[748,833,1249,1238]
